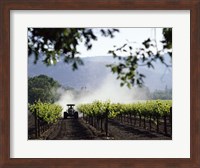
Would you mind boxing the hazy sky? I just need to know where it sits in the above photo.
[77,28,164,57]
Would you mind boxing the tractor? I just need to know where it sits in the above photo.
[64,104,78,119]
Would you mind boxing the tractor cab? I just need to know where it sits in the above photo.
[64,104,78,119]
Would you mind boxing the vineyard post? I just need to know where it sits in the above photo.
[156,116,159,133]
[124,114,126,123]
[128,114,130,123]
[86,115,88,123]
[96,117,99,130]
[139,115,142,127]
[164,115,167,135]
[149,115,152,131]
[170,107,172,136]
[41,121,43,133]
[105,109,109,136]
[38,118,40,137]
[93,116,95,128]
[134,114,136,126]
[143,116,146,129]
[41,122,43,133]
[92,116,94,126]
[44,122,46,131]
[92,116,94,127]
[89,116,91,125]
[96,117,98,130]
[94,116,97,129]
[100,116,103,132]
[117,114,120,121]
[97,117,100,130]
[95,117,97,129]
[34,109,38,139]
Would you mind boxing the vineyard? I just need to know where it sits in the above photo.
[28,100,172,140]
[29,101,63,139]
[78,100,172,137]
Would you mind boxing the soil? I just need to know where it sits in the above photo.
[43,118,171,140]
[29,111,171,140]
[49,118,103,140]
[108,119,171,140]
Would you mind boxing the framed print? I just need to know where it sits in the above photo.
[0,0,200,168]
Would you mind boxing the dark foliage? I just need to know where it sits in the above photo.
[107,28,172,88]
[28,28,119,70]
[28,75,61,104]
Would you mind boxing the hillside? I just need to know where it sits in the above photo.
[28,56,172,91]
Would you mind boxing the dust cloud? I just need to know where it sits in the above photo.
[55,74,149,112]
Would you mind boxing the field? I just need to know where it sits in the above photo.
[28,100,172,140]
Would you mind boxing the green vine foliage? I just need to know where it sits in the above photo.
[29,101,63,124]
[78,100,172,119]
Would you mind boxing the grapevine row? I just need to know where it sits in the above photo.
[29,101,63,138]
[78,100,172,118]
[29,101,63,123]
[78,100,172,136]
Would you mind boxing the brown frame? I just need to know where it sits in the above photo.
[0,0,199,168]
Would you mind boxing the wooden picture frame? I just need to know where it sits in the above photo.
[0,0,199,167]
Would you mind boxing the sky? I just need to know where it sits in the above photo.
[77,28,164,57]
[28,28,172,92]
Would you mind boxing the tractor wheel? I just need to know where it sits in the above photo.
[64,112,68,119]
[74,112,78,119]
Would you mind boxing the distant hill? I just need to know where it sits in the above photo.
[28,55,172,91]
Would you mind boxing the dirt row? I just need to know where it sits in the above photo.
[108,119,171,140]
[48,118,102,140]
[44,118,171,140]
